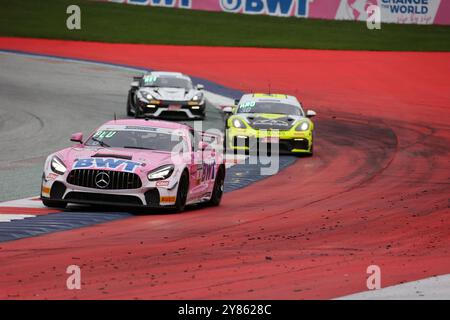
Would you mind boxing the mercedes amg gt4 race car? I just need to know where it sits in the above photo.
[224,93,316,155]
[41,119,225,212]
[127,71,206,119]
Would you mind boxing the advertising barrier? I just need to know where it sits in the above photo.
[108,0,450,25]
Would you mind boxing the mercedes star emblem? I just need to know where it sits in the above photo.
[95,172,110,188]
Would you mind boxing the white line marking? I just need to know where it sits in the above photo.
[0,214,36,223]
[0,197,45,208]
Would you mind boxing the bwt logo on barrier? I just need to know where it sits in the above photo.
[220,0,312,17]
[116,0,192,8]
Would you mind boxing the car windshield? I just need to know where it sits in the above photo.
[85,127,189,152]
[142,75,192,89]
[237,101,302,116]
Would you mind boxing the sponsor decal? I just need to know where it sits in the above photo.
[238,101,256,113]
[73,158,142,173]
[93,130,117,140]
[201,192,212,199]
[201,162,216,181]
[335,0,442,24]
[261,136,279,143]
[46,173,59,181]
[156,180,170,187]
[160,196,176,203]
[220,0,311,17]
[143,75,158,84]
[252,118,289,127]
[195,162,215,183]
[126,0,192,9]
[105,0,449,25]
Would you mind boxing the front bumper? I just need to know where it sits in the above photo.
[41,171,180,208]
[227,128,313,154]
[137,99,205,119]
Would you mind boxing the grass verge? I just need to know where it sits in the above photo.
[0,0,449,51]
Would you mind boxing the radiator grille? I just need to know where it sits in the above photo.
[67,169,142,190]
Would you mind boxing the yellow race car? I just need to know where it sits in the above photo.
[225,93,316,155]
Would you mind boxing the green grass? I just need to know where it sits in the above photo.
[1,0,449,51]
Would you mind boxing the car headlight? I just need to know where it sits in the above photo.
[138,91,153,100]
[295,121,310,131]
[50,156,67,175]
[191,95,200,101]
[147,164,175,181]
[232,118,246,129]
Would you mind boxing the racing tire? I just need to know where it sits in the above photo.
[174,171,189,212]
[296,144,313,157]
[207,166,225,207]
[306,143,314,157]
[126,94,133,117]
[42,199,67,209]
[134,106,142,119]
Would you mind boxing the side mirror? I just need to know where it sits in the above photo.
[198,141,209,151]
[306,110,317,118]
[70,132,83,143]
[130,81,140,88]
[234,99,240,105]
[196,84,204,90]
[222,106,234,114]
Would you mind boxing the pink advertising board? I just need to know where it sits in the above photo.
[107,0,450,25]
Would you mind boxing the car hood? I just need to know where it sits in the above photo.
[237,113,306,130]
[140,87,198,102]
[56,146,175,174]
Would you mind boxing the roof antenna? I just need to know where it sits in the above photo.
[114,112,116,122]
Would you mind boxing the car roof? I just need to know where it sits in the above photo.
[239,93,301,107]
[149,71,191,80]
[102,119,192,131]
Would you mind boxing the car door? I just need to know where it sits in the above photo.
[187,131,208,201]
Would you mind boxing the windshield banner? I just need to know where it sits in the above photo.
[106,0,450,25]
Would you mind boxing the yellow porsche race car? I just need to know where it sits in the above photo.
[224,93,316,155]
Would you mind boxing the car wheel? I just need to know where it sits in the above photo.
[174,171,189,212]
[207,166,225,207]
[134,106,142,118]
[307,143,314,156]
[42,199,67,209]
[126,94,133,117]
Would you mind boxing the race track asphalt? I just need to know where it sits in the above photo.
[0,38,449,299]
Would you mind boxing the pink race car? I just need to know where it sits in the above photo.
[41,119,225,212]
